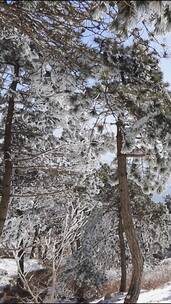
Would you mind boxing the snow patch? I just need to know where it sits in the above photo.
[138,283,171,303]
[53,127,63,139]
[93,282,171,303]
[0,258,44,277]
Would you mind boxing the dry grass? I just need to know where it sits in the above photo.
[101,279,121,296]
[23,265,52,301]
[142,261,171,290]
[99,261,171,298]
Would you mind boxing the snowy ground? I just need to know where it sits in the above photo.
[92,282,171,303]
[0,258,44,287]
[0,259,170,303]
[0,258,44,276]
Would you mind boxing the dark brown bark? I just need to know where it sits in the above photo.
[0,64,19,236]
[118,214,127,292]
[30,225,39,259]
[17,238,24,289]
[116,119,144,303]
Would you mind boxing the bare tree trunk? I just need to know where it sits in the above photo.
[30,225,39,259]
[118,213,127,292]
[17,238,24,289]
[0,64,19,236]
[116,119,144,303]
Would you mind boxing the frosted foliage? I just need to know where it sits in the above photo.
[80,207,119,269]
[57,167,169,300]
[0,14,170,302]
[0,37,40,70]
[100,0,171,35]
[0,35,107,269]
[131,193,169,261]
[21,2,39,10]
[91,37,171,194]
[80,186,168,269]
[2,169,99,261]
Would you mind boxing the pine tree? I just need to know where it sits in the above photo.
[0,37,101,287]
[89,1,171,35]
[0,0,98,73]
[82,36,171,303]
[0,2,171,302]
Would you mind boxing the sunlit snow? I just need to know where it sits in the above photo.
[92,282,171,303]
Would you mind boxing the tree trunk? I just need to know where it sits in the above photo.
[118,213,127,292]
[17,238,24,289]
[30,225,39,258]
[116,119,144,303]
[0,64,19,236]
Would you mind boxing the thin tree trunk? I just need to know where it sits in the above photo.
[0,64,19,236]
[17,238,24,289]
[118,213,127,292]
[116,119,144,303]
[30,225,39,258]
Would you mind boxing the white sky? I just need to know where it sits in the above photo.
[159,32,171,87]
